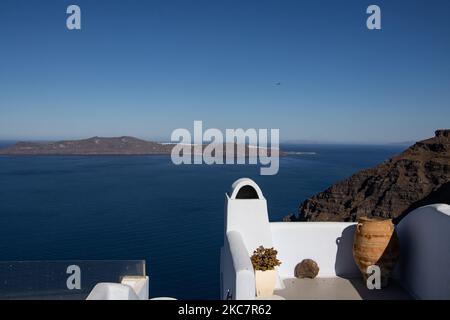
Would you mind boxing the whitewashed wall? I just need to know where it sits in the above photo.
[395,204,450,300]
[221,178,450,300]
[270,222,360,278]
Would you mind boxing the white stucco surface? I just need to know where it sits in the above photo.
[395,204,450,299]
[86,277,149,300]
[86,283,140,300]
[270,222,360,278]
[220,178,450,300]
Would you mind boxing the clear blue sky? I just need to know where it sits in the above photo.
[0,0,449,143]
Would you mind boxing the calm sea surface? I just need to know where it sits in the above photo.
[0,143,405,299]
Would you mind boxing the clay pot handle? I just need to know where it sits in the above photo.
[356,223,363,233]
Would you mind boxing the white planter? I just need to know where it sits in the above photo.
[255,270,277,297]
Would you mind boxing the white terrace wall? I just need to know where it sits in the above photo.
[270,222,361,279]
[395,204,450,300]
[221,178,450,300]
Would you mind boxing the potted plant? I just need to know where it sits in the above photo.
[250,246,282,297]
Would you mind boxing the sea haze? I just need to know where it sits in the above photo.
[0,144,404,299]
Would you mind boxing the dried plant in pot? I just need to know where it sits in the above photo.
[251,246,282,297]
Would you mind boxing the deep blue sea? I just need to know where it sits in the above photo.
[0,142,405,299]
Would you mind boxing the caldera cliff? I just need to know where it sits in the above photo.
[295,130,450,223]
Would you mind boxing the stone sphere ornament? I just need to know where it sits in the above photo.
[295,259,319,279]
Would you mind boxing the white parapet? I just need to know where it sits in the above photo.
[221,178,277,300]
[220,177,450,300]
[270,222,360,279]
[86,276,149,300]
[121,276,150,300]
[395,204,450,300]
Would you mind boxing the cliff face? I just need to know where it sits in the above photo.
[298,130,450,223]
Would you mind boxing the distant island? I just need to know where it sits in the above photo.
[0,136,173,155]
[287,129,450,223]
[0,136,282,157]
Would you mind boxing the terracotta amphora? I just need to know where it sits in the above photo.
[353,217,400,287]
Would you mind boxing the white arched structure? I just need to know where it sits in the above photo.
[224,178,272,252]
[228,178,264,200]
[221,178,279,300]
[220,178,450,300]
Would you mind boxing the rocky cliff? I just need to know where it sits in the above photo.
[297,130,450,223]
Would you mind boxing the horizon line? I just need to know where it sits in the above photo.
[0,135,416,146]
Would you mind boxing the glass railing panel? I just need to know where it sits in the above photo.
[0,260,146,300]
